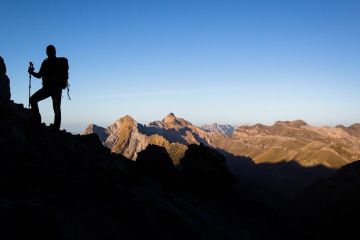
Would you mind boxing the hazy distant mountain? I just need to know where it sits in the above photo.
[201,123,235,136]
[84,114,360,169]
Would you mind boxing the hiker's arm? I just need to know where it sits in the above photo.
[29,71,42,78]
[28,62,44,78]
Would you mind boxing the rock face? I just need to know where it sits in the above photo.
[0,56,11,105]
[105,115,149,160]
[85,114,360,169]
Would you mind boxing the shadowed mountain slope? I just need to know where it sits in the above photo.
[283,160,360,239]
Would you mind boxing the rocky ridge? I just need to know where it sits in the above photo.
[85,114,360,168]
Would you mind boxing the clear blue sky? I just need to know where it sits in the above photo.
[1,0,360,133]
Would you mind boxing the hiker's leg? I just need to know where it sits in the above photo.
[30,88,51,124]
[51,88,62,130]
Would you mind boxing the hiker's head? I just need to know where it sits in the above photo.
[46,45,56,58]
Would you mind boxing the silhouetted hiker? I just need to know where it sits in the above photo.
[28,45,69,131]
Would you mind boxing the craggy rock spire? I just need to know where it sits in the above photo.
[0,56,11,105]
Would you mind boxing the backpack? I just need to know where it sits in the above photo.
[56,57,71,99]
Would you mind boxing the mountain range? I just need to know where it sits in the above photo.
[84,113,360,169]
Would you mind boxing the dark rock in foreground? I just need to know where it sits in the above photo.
[0,101,279,240]
[283,160,360,240]
[136,144,178,190]
[180,144,237,194]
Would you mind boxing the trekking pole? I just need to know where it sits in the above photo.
[28,62,33,108]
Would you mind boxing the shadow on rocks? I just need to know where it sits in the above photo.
[136,144,178,190]
[179,143,237,195]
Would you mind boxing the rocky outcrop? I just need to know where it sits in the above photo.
[0,56,11,105]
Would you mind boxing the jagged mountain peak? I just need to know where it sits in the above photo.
[163,113,177,123]
[161,113,192,127]
[108,115,137,131]
[117,114,136,124]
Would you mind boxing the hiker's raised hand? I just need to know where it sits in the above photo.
[28,66,34,74]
